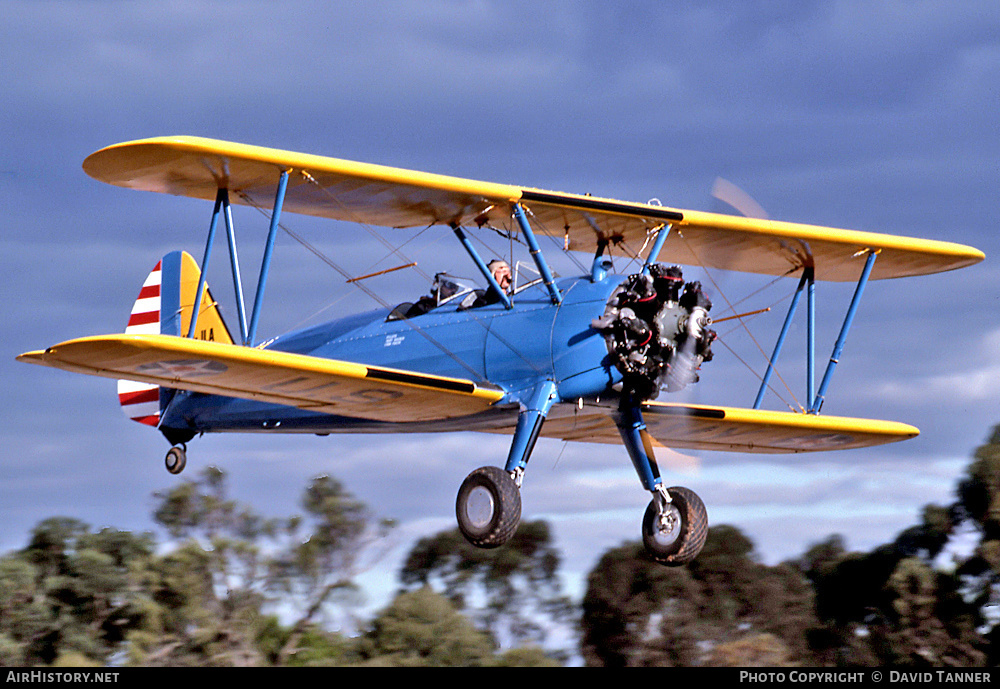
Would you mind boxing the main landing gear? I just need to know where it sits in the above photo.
[456,381,552,549]
[618,397,708,565]
[454,384,709,566]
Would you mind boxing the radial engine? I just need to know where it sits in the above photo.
[593,264,717,400]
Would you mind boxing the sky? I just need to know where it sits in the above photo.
[3,1,1000,609]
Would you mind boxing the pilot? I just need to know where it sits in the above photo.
[400,273,458,319]
[487,260,512,299]
[459,259,513,309]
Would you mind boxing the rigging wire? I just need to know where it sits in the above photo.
[235,191,487,382]
[673,229,804,412]
[298,170,433,283]
[236,189,545,380]
[235,176,809,413]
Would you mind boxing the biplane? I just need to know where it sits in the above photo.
[18,136,984,565]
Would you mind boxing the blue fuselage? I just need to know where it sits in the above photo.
[160,274,627,435]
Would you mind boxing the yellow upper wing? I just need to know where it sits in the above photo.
[540,401,919,454]
[84,136,983,282]
[17,334,505,423]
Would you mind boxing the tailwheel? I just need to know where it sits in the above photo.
[165,444,187,475]
[642,486,708,566]
[456,466,521,549]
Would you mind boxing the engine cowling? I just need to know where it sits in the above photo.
[593,264,716,400]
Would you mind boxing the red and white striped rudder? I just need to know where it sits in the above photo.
[118,260,162,426]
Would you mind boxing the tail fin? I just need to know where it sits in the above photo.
[118,251,233,426]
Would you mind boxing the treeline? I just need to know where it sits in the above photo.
[2,426,998,667]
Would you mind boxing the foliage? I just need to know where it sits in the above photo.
[0,470,560,667]
[355,586,495,666]
[0,518,156,666]
[399,520,574,651]
[4,425,1000,666]
[795,427,1000,666]
[580,525,817,666]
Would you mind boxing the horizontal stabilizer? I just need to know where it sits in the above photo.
[19,334,504,423]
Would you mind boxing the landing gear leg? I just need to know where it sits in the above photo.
[617,397,708,565]
[165,444,187,475]
[456,381,557,549]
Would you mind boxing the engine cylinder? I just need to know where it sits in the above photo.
[593,265,716,400]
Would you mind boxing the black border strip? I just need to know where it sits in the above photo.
[365,367,476,394]
[520,189,684,222]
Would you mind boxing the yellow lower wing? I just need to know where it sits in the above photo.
[18,334,504,423]
[540,401,918,453]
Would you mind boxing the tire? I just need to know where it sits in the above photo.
[165,446,187,475]
[642,486,708,566]
[456,466,522,548]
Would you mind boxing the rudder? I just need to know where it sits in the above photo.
[118,251,233,426]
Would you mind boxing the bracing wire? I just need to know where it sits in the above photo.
[673,229,804,412]
[235,191,487,382]
[298,170,433,283]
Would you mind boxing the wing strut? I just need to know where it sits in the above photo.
[223,190,250,342]
[451,226,512,309]
[809,249,878,413]
[189,188,250,343]
[512,203,561,305]
[641,224,673,275]
[753,250,878,414]
[188,189,226,340]
[754,266,814,410]
[187,169,290,347]
[247,169,290,346]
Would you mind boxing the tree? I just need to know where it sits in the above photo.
[145,467,394,665]
[955,425,1000,664]
[580,526,819,667]
[798,506,990,665]
[133,467,284,665]
[0,518,156,666]
[881,557,985,665]
[356,586,495,666]
[267,474,393,664]
[399,520,574,651]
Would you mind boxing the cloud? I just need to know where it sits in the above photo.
[873,326,1000,404]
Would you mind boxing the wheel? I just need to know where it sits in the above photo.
[456,466,522,548]
[641,486,708,566]
[165,445,187,475]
